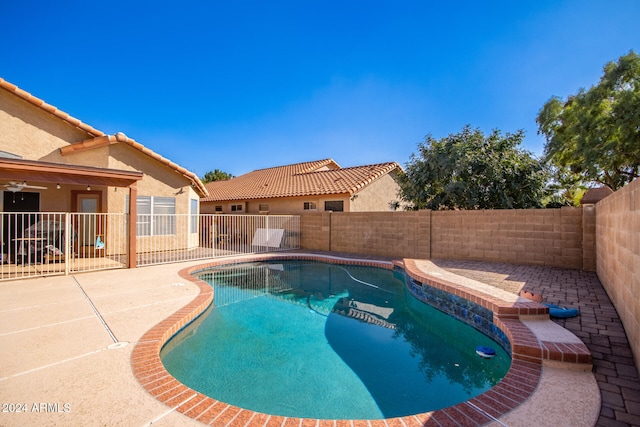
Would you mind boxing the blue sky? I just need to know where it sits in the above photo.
[2,1,639,178]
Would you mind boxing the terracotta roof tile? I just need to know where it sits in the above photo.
[580,186,613,204]
[202,159,401,202]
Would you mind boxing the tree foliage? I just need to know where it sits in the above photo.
[201,169,234,183]
[536,51,640,190]
[399,125,549,210]
[542,165,586,207]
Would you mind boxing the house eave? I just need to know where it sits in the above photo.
[0,157,143,188]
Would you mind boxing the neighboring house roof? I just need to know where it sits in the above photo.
[202,159,402,202]
[580,186,614,205]
[0,77,207,197]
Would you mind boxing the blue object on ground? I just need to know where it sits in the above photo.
[544,303,579,318]
[476,345,496,358]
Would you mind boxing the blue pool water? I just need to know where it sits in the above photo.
[160,260,510,420]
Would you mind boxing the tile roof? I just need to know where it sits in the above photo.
[1,77,207,197]
[202,159,401,202]
[580,186,614,204]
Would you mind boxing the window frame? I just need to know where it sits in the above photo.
[190,198,199,233]
[127,195,177,236]
[324,200,344,212]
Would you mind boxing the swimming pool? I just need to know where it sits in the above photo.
[160,260,510,420]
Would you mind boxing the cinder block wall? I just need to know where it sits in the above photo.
[595,178,640,373]
[300,207,589,270]
[431,207,584,269]
[299,212,331,251]
[330,211,429,259]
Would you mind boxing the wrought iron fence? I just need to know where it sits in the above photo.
[1,212,300,281]
[136,214,300,266]
[1,212,129,280]
[72,213,129,273]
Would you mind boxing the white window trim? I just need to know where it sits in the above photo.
[190,198,199,234]
[127,196,177,236]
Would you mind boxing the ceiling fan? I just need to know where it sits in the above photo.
[2,181,48,192]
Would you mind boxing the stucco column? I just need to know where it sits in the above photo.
[128,182,137,268]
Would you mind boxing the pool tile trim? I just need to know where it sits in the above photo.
[402,259,592,367]
[131,253,591,426]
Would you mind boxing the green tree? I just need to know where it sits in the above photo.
[542,166,586,207]
[537,51,640,190]
[201,169,234,183]
[399,125,549,210]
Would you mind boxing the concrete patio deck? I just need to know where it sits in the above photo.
[0,260,208,426]
[0,253,634,426]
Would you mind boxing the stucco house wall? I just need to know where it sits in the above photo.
[59,142,203,249]
[246,195,352,214]
[1,82,203,214]
[61,143,200,214]
[1,78,206,253]
[1,89,109,214]
[350,172,402,212]
[0,88,91,160]
[202,194,356,215]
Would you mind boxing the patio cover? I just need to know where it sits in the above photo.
[0,157,143,188]
[0,157,143,267]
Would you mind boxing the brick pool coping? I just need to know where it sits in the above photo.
[131,254,592,426]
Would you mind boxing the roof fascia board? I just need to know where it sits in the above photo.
[0,158,143,187]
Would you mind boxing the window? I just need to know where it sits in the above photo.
[190,199,198,233]
[324,200,344,212]
[127,196,176,236]
[135,196,152,236]
[215,205,223,212]
[259,203,269,212]
[152,197,176,235]
[303,202,317,210]
[231,204,243,212]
